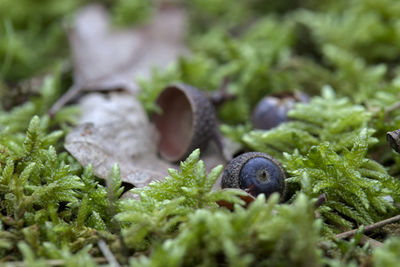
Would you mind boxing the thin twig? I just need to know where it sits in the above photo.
[360,235,383,248]
[5,257,107,267]
[335,214,400,239]
[385,101,400,114]
[209,77,235,108]
[49,29,149,117]
[49,83,82,116]
[98,239,121,267]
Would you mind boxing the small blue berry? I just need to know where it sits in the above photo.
[239,157,285,197]
[252,92,309,130]
[252,97,289,130]
[221,152,286,199]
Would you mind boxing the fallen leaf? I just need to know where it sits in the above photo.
[65,91,227,189]
[61,6,227,189]
[65,92,172,187]
[70,4,187,92]
[50,4,187,115]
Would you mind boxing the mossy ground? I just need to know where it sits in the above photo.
[1,0,400,266]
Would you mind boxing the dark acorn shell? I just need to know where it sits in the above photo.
[153,84,216,162]
[221,152,286,199]
[387,129,400,154]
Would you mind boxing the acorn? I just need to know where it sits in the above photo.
[387,129,400,154]
[221,152,286,199]
[252,92,309,130]
[153,84,216,162]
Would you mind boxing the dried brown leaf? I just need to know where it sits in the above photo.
[50,4,187,115]
[65,92,172,187]
[70,4,187,92]
[65,91,227,189]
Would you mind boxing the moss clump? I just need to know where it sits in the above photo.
[3,0,400,265]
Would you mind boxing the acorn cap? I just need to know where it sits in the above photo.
[387,129,400,154]
[153,84,216,162]
[221,152,286,199]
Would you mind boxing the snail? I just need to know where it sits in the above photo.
[221,152,286,199]
[153,84,217,162]
[252,92,309,130]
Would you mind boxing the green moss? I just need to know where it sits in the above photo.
[2,0,400,265]
[373,238,400,267]
[0,0,156,81]
[227,88,400,230]
[131,194,322,267]
[116,149,245,250]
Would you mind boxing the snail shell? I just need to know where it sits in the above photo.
[221,152,286,199]
[153,84,216,162]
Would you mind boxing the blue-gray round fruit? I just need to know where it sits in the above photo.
[221,152,286,199]
[252,92,309,130]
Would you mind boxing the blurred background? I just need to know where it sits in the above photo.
[1,0,400,122]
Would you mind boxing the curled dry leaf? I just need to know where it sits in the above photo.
[65,92,172,187]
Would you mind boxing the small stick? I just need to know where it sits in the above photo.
[335,214,400,240]
[6,257,107,267]
[49,83,82,117]
[360,235,383,248]
[385,102,400,114]
[98,239,121,267]
[209,77,235,108]
[49,31,148,117]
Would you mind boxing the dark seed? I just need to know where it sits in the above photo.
[252,92,309,130]
[221,152,286,199]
